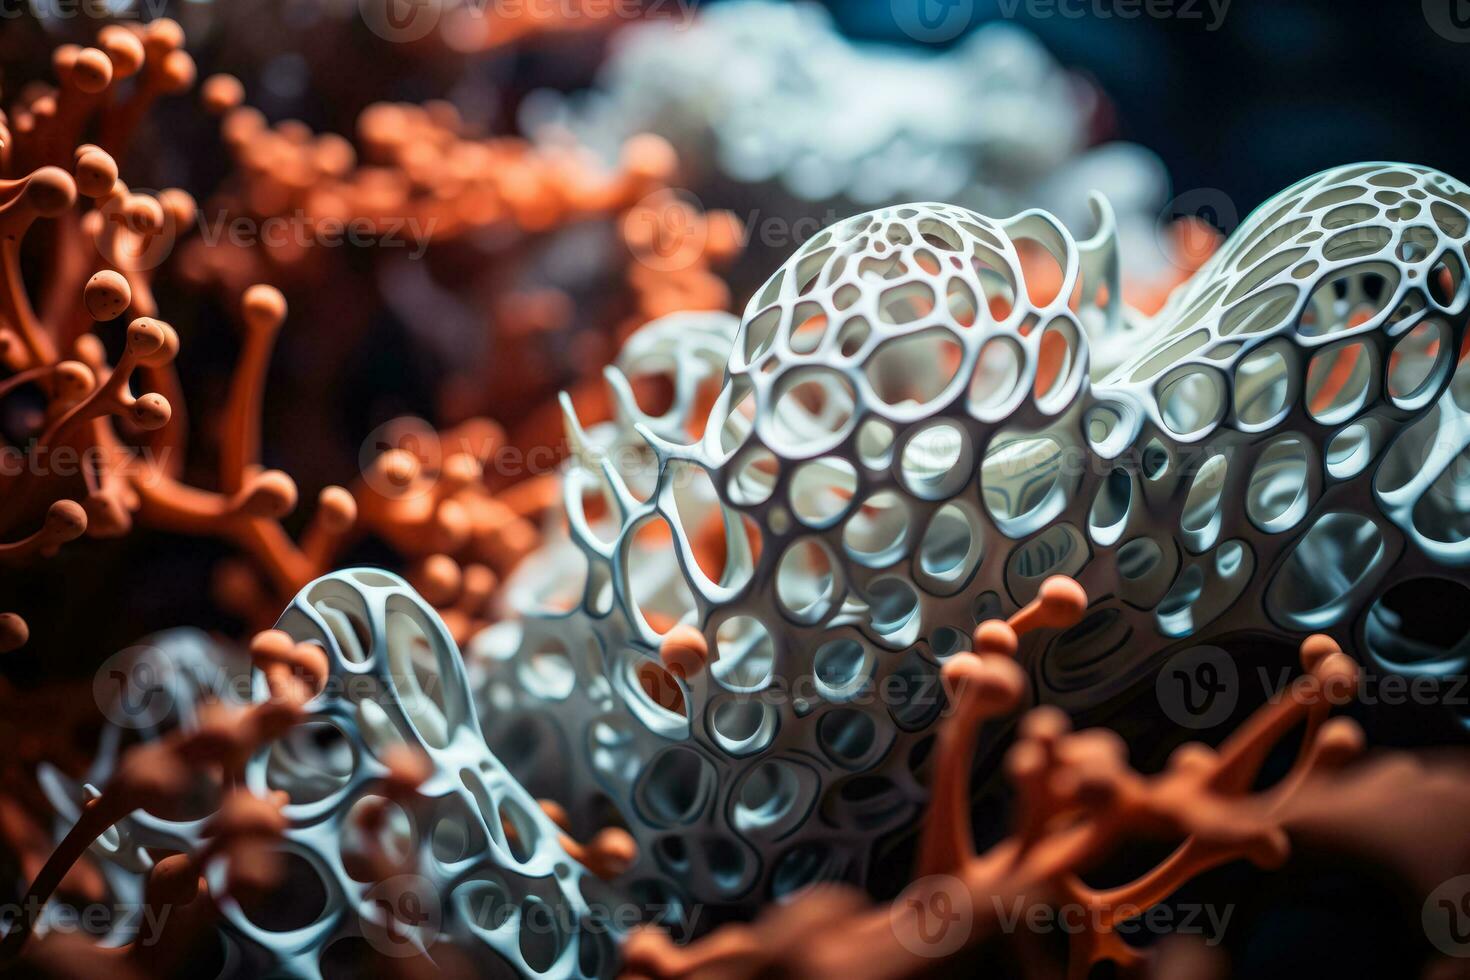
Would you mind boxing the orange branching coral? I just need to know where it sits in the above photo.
[0,22,361,647]
[620,577,1368,980]
[182,88,741,445]
[537,797,639,882]
[3,20,590,645]
[0,698,301,968]
[214,414,544,640]
[166,82,741,634]
[434,0,649,54]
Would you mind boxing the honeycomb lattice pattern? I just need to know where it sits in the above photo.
[472,162,1470,930]
[43,572,621,978]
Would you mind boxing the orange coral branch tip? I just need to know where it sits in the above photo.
[83,270,130,320]
[68,48,113,95]
[941,651,1027,719]
[1298,632,1341,674]
[415,554,463,607]
[22,167,76,216]
[314,486,357,534]
[559,826,638,881]
[621,133,679,184]
[201,74,244,115]
[241,283,287,333]
[971,618,1019,658]
[0,613,28,653]
[237,470,298,519]
[1008,575,1088,634]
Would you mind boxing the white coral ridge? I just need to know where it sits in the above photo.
[471,163,1470,931]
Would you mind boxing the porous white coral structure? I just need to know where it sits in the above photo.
[43,573,622,978]
[472,163,1470,931]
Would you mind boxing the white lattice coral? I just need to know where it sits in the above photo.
[472,162,1470,930]
[39,573,625,978]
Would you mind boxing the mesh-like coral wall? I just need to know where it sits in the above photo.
[39,571,622,977]
[472,161,1470,929]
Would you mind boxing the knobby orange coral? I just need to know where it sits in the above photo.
[620,579,1367,979]
[0,21,359,645]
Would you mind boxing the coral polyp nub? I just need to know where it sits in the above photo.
[83,270,131,321]
[53,361,96,401]
[315,486,357,533]
[1298,633,1341,674]
[240,471,298,519]
[125,317,169,359]
[143,18,186,57]
[130,392,172,430]
[972,620,1019,659]
[97,25,144,77]
[74,147,119,199]
[1033,576,1089,631]
[201,73,245,114]
[241,284,288,333]
[44,500,88,541]
[0,613,29,653]
[23,167,77,217]
[122,195,165,235]
[70,47,113,94]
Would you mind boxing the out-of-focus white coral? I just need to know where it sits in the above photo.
[522,1,1170,276]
